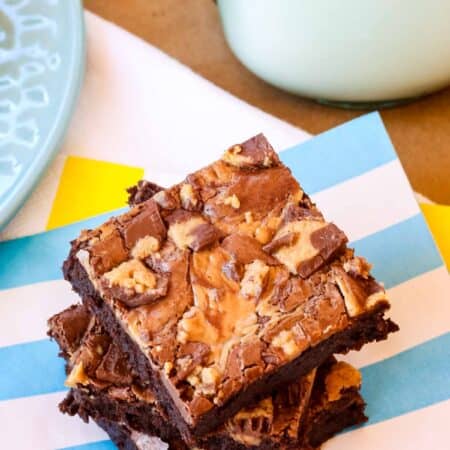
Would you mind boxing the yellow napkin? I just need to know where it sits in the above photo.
[46,156,143,230]
[420,203,450,270]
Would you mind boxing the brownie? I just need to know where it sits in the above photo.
[127,180,164,207]
[49,305,367,450]
[63,134,397,438]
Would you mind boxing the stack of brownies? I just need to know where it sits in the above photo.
[48,134,398,449]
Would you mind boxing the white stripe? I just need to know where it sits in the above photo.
[0,392,108,450]
[342,265,450,369]
[324,399,450,450]
[0,280,78,347]
[142,170,185,190]
[312,160,419,242]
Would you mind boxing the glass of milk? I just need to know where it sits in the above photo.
[217,0,450,108]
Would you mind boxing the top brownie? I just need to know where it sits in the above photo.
[64,134,397,437]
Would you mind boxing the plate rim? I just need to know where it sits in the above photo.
[0,0,86,231]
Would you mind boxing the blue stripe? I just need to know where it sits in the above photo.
[0,339,66,401]
[361,332,450,426]
[0,208,126,291]
[280,112,396,194]
[352,213,443,289]
[61,441,116,450]
[0,212,442,292]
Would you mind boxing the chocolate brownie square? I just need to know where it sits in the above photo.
[63,134,396,438]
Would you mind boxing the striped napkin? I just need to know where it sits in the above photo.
[0,11,449,450]
[0,112,448,450]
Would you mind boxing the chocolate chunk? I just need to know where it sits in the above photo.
[174,342,211,382]
[77,333,112,377]
[263,232,298,254]
[102,272,169,309]
[152,337,177,367]
[296,223,347,278]
[300,289,349,345]
[264,314,308,344]
[166,210,221,251]
[127,180,164,206]
[166,209,195,225]
[333,267,386,317]
[278,278,312,313]
[310,223,348,262]
[220,167,299,219]
[271,220,347,279]
[189,223,222,251]
[241,341,264,369]
[224,346,242,381]
[90,229,128,275]
[185,173,218,203]
[47,304,91,356]
[179,342,211,361]
[223,342,265,388]
[123,200,167,249]
[222,133,281,169]
[95,342,133,385]
[266,269,290,308]
[221,234,278,266]
[297,255,327,280]
[282,204,323,224]
[189,395,214,416]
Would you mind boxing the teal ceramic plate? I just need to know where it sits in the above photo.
[0,0,85,230]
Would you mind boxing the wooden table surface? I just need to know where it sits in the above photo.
[85,0,450,203]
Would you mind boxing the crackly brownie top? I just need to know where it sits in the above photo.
[49,305,363,448]
[70,134,388,423]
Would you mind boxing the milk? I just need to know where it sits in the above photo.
[218,0,450,103]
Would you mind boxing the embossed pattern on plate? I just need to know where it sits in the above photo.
[0,0,84,230]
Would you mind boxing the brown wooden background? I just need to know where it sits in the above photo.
[85,0,450,203]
